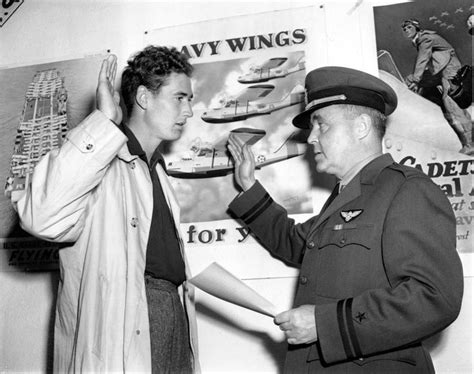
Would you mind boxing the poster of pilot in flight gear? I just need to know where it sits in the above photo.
[374,0,473,257]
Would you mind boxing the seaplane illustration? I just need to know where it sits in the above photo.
[201,84,305,123]
[237,55,305,84]
[166,127,306,178]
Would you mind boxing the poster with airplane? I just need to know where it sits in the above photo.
[157,49,313,224]
[373,0,473,257]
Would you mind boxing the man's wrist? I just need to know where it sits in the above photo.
[242,178,256,191]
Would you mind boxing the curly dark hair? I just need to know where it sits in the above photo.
[121,45,193,117]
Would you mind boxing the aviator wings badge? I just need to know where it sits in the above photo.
[340,210,363,222]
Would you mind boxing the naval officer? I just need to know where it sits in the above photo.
[227,66,463,373]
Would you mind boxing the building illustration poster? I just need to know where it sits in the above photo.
[0,55,106,271]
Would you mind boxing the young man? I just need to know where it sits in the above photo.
[402,19,473,154]
[11,46,199,373]
[227,66,463,373]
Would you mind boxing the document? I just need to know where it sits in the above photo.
[189,262,278,317]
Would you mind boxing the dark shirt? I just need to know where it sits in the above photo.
[120,124,186,286]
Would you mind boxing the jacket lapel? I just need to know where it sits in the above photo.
[117,143,139,162]
[312,153,395,229]
[314,178,361,228]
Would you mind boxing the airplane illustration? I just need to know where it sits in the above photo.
[237,56,305,84]
[440,11,449,17]
[377,50,471,153]
[429,16,438,21]
[446,24,454,30]
[455,8,464,13]
[166,127,306,177]
[201,84,304,123]
[434,19,442,24]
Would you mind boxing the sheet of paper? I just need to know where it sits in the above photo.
[189,262,278,317]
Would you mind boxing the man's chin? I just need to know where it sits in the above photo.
[315,163,327,174]
[169,130,184,141]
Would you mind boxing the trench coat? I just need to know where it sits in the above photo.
[229,153,463,373]
[12,111,200,373]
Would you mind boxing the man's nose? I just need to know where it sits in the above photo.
[307,127,320,144]
[183,101,193,118]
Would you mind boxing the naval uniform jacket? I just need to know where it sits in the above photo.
[12,111,200,373]
[229,153,463,372]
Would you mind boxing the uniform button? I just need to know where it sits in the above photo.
[306,241,315,249]
[130,161,136,169]
[130,217,138,227]
[358,358,364,361]
[86,143,93,151]
[340,238,346,245]
[136,329,140,335]
[299,276,308,285]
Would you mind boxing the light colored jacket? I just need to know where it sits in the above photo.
[412,30,460,82]
[12,111,200,373]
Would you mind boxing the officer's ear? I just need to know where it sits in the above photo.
[354,113,372,140]
[135,85,148,110]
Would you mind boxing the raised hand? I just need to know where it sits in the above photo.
[274,305,318,345]
[227,134,256,191]
[96,54,122,125]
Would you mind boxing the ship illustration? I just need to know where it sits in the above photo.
[5,69,68,198]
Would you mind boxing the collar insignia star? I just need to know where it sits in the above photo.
[355,312,367,323]
[340,209,363,222]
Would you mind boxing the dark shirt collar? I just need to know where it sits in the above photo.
[119,123,167,172]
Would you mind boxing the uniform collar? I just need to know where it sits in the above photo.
[359,153,395,185]
[339,152,382,190]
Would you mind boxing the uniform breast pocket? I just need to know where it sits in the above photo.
[315,223,378,298]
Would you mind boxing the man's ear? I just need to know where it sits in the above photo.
[355,113,372,140]
[135,85,148,110]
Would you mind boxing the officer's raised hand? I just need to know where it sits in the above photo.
[96,54,122,125]
[227,134,256,191]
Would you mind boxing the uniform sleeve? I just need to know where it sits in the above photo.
[315,176,463,364]
[12,110,127,242]
[229,181,317,266]
[412,34,434,82]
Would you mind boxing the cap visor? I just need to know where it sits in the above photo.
[292,108,313,129]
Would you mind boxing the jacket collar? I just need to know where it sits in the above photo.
[359,152,394,186]
[117,144,139,163]
[116,123,140,163]
[117,123,168,172]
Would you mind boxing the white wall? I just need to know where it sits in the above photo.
[0,1,472,373]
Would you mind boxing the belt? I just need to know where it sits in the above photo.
[144,274,178,291]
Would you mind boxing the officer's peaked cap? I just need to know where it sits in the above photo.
[292,66,398,129]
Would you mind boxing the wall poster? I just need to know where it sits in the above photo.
[0,54,107,271]
[373,0,473,273]
[145,6,328,279]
